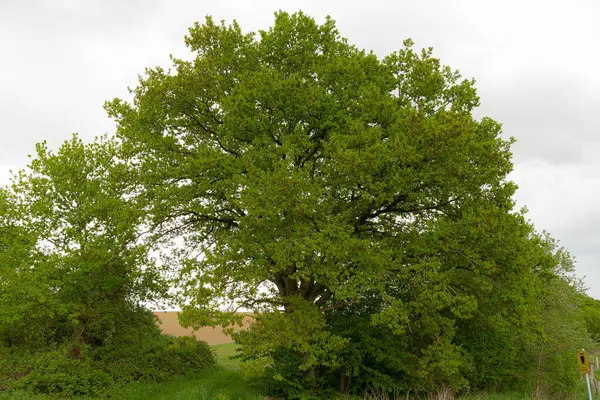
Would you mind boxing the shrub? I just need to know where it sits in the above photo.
[93,333,215,384]
[161,336,216,374]
[0,346,112,397]
[258,346,321,399]
[13,349,112,397]
[0,332,215,397]
[0,345,35,391]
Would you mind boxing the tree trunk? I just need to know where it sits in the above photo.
[535,346,543,399]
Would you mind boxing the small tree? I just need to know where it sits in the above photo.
[529,243,593,397]
[0,188,47,344]
[581,296,600,344]
[2,135,164,349]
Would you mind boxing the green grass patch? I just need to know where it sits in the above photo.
[107,342,260,399]
[460,393,530,400]
[112,368,263,400]
[212,343,242,370]
[0,393,52,400]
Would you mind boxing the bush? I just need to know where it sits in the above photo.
[161,336,216,374]
[0,345,35,391]
[93,333,215,384]
[12,349,112,398]
[0,304,215,397]
[0,333,215,397]
[257,346,324,400]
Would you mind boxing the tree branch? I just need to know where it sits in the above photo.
[321,299,353,313]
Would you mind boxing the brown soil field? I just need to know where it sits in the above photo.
[153,311,252,345]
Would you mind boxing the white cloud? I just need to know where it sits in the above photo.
[511,160,600,297]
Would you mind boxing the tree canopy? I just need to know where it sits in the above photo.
[103,12,595,396]
[106,10,513,319]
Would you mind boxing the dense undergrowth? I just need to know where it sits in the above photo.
[0,342,599,399]
[0,312,215,398]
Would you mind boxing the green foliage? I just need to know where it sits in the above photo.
[105,9,518,395]
[0,331,215,397]
[0,135,166,348]
[12,349,112,398]
[0,345,109,397]
[106,9,511,315]
[0,292,213,397]
[581,296,600,343]
[0,345,35,391]
[102,10,598,398]
[93,331,215,384]
[530,276,593,395]
[0,189,48,346]
[455,233,593,397]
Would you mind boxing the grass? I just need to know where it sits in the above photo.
[113,368,263,400]
[0,368,262,400]
[460,394,531,400]
[212,342,243,370]
[458,376,600,400]
[111,343,262,400]
[98,341,261,400]
[0,393,52,400]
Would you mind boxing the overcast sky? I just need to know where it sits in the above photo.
[1,0,598,298]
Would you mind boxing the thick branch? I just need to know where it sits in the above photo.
[283,276,299,296]
[271,276,286,296]
[306,282,325,302]
[356,193,409,226]
[299,278,313,298]
[321,300,353,313]
[314,289,332,307]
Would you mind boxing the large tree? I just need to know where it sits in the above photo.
[106,11,518,378]
[107,11,512,308]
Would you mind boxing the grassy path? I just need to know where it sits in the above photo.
[115,343,261,400]
[212,343,242,370]
[115,368,262,400]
